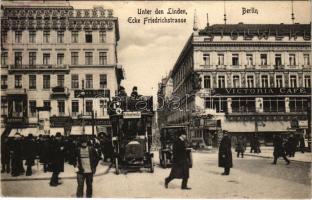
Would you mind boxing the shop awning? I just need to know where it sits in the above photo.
[70,126,97,135]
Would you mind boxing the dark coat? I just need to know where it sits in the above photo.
[235,139,246,153]
[1,138,10,163]
[39,138,51,164]
[49,139,65,173]
[73,146,101,174]
[218,136,233,168]
[169,137,189,179]
[24,138,37,166]
[273,135,285,157]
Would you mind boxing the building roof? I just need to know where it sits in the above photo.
[199,23,311,36]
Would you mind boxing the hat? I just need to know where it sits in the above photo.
[133,86,137,90]
[55,132,62,137]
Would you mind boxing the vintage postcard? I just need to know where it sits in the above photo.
[0,0,311,198]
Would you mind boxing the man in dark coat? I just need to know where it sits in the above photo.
[165,132,191,190]
[39,135,51,172]
[49,132,65,186]
[272,135,290,165]
[1,137,11,173]
[10,133,25,177]
[73,137,101,198]
[235,136,246,158]
[298,135,305,153]
[24,134,37,176]
[218,132,233,175]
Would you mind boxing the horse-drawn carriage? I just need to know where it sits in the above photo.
[108,95,154,174]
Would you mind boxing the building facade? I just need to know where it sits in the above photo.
[166,22,311,146]
[1,2,124,136]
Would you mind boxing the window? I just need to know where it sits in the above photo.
[15,75,22,88]
[275,75,283,88]
[263,97,285,112]
[86,74,93,89]
[57,31,64,43]
[203,53,210,66]
[72,101,79,116]
[218,75,225,88]
[232,75,240,88]
[57,75,65,87]
[43,53,50,65]
[72,31,79,43]
[57,53,64,65]
[246,54,253,66]
[290,75,297,88]
[100,74,107,88]
[1,31,7,43]
[217,54,224,65]
[15,52,22,66]
[232,97,256,113]
[289,98,308,112]
[43,31,50,43]
[304,75,311,88]
[1,52,8,66]
[204,97,228,113]
[246,75,254,88]
[29,75,36,89]
[43,75,50,89]
[57,101,65,116]
[29,31,36,43]
[43,100,51,109]
[71,74,79,89]
[71,52,79,65]
[29,100,36,117]
[99,31,106,43]
[204,75,211,88]
[1,97,8,116]
[260,54,267,66]
[232,54,239,66]
[85,52,93,65]
[304,54,310,66]
[275,54,282,66]
[29,52,36,66]
[99,52,107,65]
[289,54,296,66]
[86,100,93,114]
[261,75,269,88]
[85,31,92,43]
[15,31,22,43]
[1,75,8,89]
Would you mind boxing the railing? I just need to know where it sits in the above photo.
[50,86,70,99]
[8,64,69,71]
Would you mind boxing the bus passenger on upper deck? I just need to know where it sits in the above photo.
[130,86,139,99]
[118,86,127,97]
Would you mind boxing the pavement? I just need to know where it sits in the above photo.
[244,146,312,163]
[1,150,311,198]
[0,160,111,181]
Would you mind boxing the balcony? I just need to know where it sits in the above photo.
[274,65,285,70]
[1,85,8,90]
[8,64,69,74]
[50,86,70,99]
[5,116,28,125]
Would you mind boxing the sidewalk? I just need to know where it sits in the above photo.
[1,160,111,181]
[244,146,312,163]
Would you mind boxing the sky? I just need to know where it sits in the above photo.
[71,1,310,96]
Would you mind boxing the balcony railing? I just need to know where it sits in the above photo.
[50,86,70,99]
[8,64,69,73]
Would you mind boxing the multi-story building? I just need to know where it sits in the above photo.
[1,2,124,136]
[166,21,311,146]
[157,72,173,128]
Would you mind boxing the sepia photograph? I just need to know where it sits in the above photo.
[0,0,311,198]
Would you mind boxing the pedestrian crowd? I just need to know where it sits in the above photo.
[1,131,114,197]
